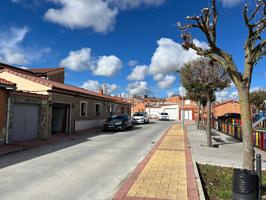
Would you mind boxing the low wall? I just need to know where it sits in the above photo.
[75,119,105,132]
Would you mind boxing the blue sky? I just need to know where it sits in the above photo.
[0,0,265,99]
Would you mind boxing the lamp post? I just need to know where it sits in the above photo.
[177,69,185,130]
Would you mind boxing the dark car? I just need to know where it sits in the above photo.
[103,114,134,131]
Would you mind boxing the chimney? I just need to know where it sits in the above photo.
[99,88,104,95]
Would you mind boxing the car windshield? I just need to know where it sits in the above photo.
[133,112,144,116]
[161,113,168,115]
[108,115,124,121]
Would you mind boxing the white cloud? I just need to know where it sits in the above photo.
[127,81,149,96]
[107,0,167,9]
[44,0,167,33]
[44,0,118,33]
[216,90,229,102]
[229,90,238,100]
[60,48,122,76]
[193,39,210,50]
[0,26,51,65]
[127,65,149,81]
[92,55,122,76]
[1,48,28,65]
[220,0,242,7]
[60,48,92,71]
[149,38,201,76]
[153,73,164,81]
[128,60,138,67]
[250,87,261,92]
[178,86,187,96]
[81,80,119,94]
[158,75,176,89]
[167,91,176,97]
[81,80,100,92]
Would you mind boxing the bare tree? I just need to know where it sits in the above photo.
[178,0,265,170]
[180,58,230,147]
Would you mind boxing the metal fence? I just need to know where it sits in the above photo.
[210,118,266,150]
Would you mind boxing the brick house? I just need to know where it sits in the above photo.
[212,100,257,118]
[0,63,131,143]
[0,78,16,143]
[128,95,198,121]
[28,67,65,83]
[125,97,146,114]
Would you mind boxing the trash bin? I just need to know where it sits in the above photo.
[232,169,258,200]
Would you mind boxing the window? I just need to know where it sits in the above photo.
[80,101,87,117]
[95,103,101,117]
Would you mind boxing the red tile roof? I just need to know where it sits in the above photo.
[0,68,129,105]
[0,78,16,87]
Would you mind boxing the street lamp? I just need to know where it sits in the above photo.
[177,69,185,130]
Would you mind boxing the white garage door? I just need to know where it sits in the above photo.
[181,110,193,120]
[10,103,39,142]
[164,108,178,120]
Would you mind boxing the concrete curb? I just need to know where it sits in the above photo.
[184,126,206,200]
[184,127,201,200]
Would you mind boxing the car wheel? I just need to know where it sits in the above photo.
[122,124,127,131]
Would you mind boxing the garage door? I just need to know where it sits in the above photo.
[10,103,39,142]
[164,108,178,120]
[181,110,193,120]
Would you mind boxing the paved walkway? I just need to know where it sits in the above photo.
[113,124,199,200]
[187,125,266,169]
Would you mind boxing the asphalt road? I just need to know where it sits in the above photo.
[0,120,174,200]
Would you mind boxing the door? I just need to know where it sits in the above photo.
[11,103,39,142]
[164,108,178,120]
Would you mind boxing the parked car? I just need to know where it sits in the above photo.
[158,112,169,121]
[103,115,134,131]
[132,112,149,124]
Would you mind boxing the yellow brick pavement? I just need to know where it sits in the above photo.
[126,124,188,200]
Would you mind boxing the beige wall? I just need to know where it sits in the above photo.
[0,71,51,95]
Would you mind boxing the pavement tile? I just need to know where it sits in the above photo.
[124,125,189,200]
[114,124,199,200]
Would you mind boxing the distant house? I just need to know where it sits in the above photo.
[125,97,146,114]
[29,67,65,83]
[0,63,131,143]
[127,95,198,121]
[212,100,256,118]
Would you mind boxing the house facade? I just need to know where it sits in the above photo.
[0,63,131,143]
[0,78,16,143]
[212,99,257,119]
[128,95,198,121]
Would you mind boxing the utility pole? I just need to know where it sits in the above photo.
[181,85,185,130]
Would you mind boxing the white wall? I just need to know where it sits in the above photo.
[75,119,105,131]
[161,105,179,120]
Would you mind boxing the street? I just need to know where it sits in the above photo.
[0,120,174,200]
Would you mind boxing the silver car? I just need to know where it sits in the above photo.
[132,112,150,124]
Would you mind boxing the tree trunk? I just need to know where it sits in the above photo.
[206,96,212,147]
[238,87,254,170]
[196,101,201,129]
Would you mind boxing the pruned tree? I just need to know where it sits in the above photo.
[180,58,230,147]
[250,89,266,110]
[178,0,266,170]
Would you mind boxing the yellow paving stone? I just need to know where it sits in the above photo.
[126,124,188,200]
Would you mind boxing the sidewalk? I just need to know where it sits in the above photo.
[186,125,266,169]
[113,124,199,200]
[0,128,102,157]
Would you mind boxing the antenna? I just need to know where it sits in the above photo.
[103,83,110,95]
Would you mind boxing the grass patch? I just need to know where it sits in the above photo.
[198,164,266,200]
